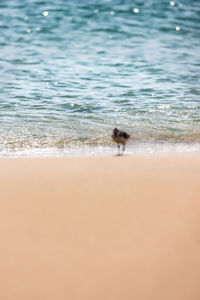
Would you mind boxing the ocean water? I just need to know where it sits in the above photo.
[0,0,200,156]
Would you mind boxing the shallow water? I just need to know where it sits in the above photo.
[0,0,200,156]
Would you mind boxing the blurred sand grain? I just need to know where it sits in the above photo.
[0,155,200,300]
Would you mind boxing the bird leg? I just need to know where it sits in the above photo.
[118,144,120,155]
[122,144,125,153]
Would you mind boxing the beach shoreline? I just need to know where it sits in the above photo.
[1,154,200,300]
[1,141,200,159]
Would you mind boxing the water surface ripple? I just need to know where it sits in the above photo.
[0,0,200,154]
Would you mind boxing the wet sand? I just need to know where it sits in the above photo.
[0,155,200,300]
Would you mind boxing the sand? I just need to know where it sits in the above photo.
[0,154,200,300]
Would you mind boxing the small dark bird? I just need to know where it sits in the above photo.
[112,128,130,155]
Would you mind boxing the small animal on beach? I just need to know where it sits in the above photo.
[112,128,130,155]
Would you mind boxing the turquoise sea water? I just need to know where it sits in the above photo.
[0,0,200,156]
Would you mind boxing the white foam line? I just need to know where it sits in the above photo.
[0,142,200,158]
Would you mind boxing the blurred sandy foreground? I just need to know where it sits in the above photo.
[0,154,200,300]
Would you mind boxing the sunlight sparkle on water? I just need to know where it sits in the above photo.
[170,1,175,6]
[43,11,48,16]
[133,8,139,13]
[176,26,181,31]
